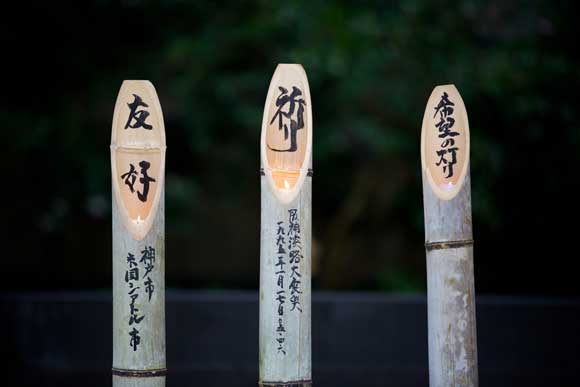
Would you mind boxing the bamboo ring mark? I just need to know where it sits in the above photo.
[425,239,474,251]
[260,380,312,387]
[112,367,167,377]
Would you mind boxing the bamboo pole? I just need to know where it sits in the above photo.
[421,84,478,387]
[259,64,313,387]
[111,80,166,387]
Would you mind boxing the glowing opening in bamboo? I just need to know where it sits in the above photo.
[115,148,162,223]
[271,169,300,190]
[265,124,307,191]
[262,64,311,192]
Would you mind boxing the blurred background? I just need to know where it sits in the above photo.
[1,1,580,386]
[2,0,579,294]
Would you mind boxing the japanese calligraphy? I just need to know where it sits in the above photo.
[124,246,156,351]
[121,160,156,202]
[421,85,469,200]
[275,220,287,355]
[433,92,459,179]
[125,94,153,130]
[129,327,141,352]
[268,86,306,153]
[272,209,304,355]
[140,246,156,301]
[287,209,303,313]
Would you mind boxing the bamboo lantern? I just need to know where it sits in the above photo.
[111,80,166,387]
[259,64,313,387]
[421,85,478,386]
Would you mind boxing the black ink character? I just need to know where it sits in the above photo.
[277,222,285,235]
[129,312,145,325]
[121,164,138,193]
[268,86,306,152]
[433,92,460,178]
[140,246,156,277]
[276,290,286,316]
[289,233,301,250]
[144,277,154,302]
[288,209,302,251]
[127,253,137,267]
[434,92,459,139]
[128,286,140,295]
[129,327,141,351]
[436,147,459,178]
[276,336,286,355]
[289,277,302,294]
[435,115,459,139]
[289,250,302,264]
[290,294,302,313]
[276,222,286,253]
[289,222,300,234]
[433,92,455,119]
[125,94,153,130]
[125,253,139,282]
[121,161,156,202]
[440,138,455,148]
[125,267,139,282]
[137,160,156,202]
[129,294,145,325]
[276,318,286,333]
[276,234,285,247]
[290,265,302,279]
[275,256,286,273]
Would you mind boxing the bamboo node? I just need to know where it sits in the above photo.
[260,380,312,387]
[112,367,167,378]
[425,239,474,251]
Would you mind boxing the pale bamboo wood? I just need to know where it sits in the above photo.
[421,85,478,387]
[111,81,166,387]
[259,64,313,387]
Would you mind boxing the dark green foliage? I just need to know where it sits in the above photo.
[2,1,579,293]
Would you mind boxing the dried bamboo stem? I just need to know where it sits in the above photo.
[259,64,313,387]
[111,81,166,387]
[421,84,478,387]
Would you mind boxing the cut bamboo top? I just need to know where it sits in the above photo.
[111,80,166,240]
[421,84,472,243]
[260,64,312,203]
[421,85,469,201]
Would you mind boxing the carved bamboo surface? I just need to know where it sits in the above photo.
[421,85,478,387]
[259,64,313,387]
[111,81,166,387]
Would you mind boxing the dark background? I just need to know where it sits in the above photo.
[2,2,580,386]
[2,0,579,295]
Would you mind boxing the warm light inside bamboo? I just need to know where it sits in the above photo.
[264,67,310,190]
[111,81,166,241]
[271,169,300,189]
[115,148,162,221]
[421,84,478,386]
[421,84,469,200]
[260,64,312,387]
[112,80,166,386]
